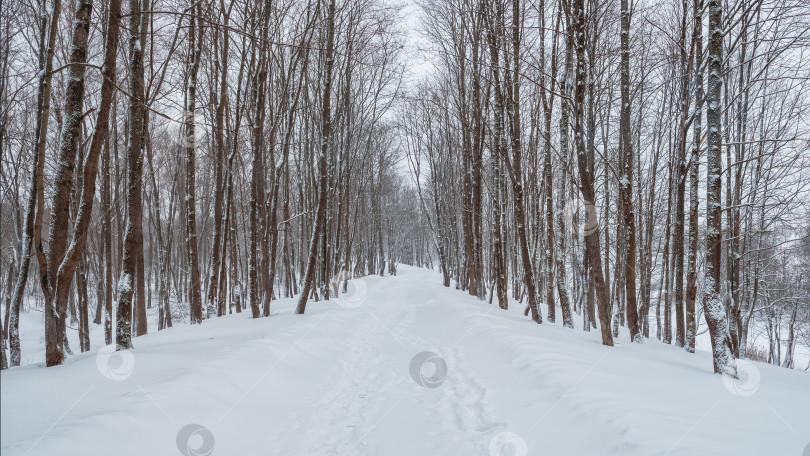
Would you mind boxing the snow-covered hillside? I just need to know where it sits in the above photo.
[2,266,809,456]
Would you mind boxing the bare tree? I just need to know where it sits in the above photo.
[117,0,146,350]
[297,0,337,315]
[184,0,204,324]
[572,0,612,345]
[703,0,736,376]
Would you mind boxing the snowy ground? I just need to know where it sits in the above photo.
[2,265,809,456]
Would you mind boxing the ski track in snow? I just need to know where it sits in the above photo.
[2,265,809,456]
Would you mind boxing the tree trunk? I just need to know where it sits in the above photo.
[663,156,673,344]
[557,16,575,328]
[781,302,798,369]
[573,0,611,345]
[117,0,145,350]
[540,0,562,325]
[207,2,230,318]
[135,0,150,335]
[78,260,90,352]
[46,0,93,363]
[486,3,509,310]
[184,2,204,324]
[297,0,336,315]
[704,0,736,377]
[7,0,60,366]
[248,3,270,319]
[0,314,6,369]
[685,0,702,353]
[505,0,542,324]
[620,0,641,342]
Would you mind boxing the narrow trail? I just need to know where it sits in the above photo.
[2,266,808,456]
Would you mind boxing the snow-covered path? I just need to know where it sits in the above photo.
[2,266,809,456]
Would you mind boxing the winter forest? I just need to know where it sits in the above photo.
[1,0,809,454]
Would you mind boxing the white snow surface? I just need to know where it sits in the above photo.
[2,265,809,455]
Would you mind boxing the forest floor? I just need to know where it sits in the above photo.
[2,265,809,456]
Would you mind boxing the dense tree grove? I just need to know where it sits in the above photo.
[400,0,810,373]
[1,0,809,374]
[0,0,427,368]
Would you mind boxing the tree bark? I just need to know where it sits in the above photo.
[8,0,62,367]
[620,0,641,342]
[573,0,612,345]
[505,0,542,324]
[135,3,150,335]
[248,2,270,319]
[557,11,575,328]
[485,0,509,310]
[207,1,230,318]
[297,0,336,315]
[45,0,121,361]
[704,0,736,376]
[46,0,94,363]
[185,1,204,324]
[117,0,145,350]
[685,0,702,353]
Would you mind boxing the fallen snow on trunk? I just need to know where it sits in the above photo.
[2,266,808,455]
